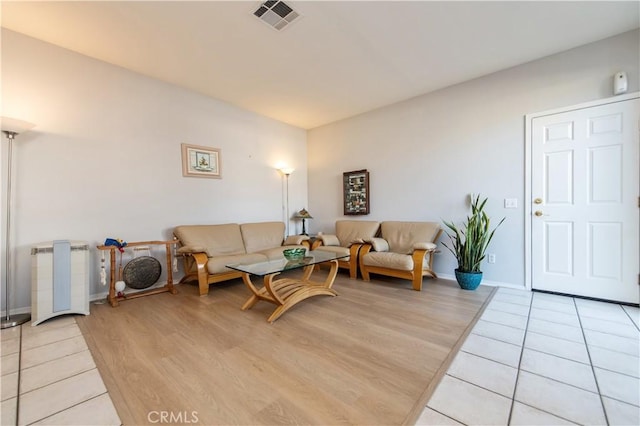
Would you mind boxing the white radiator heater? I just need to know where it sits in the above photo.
[31,240,90,326]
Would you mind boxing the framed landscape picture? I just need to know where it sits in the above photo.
[343,169,369,215]
[181,143,221,179]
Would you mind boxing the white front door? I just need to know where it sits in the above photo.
[531,97,639,304]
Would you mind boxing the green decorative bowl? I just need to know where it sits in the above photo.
[283,248,306,261]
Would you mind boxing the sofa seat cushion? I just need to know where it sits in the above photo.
[257,245,308,261]
[335,220,380,247]
[313,245,351,261]
[174,224,246,257]
[362,252,415,271]
[208,253,267,274]
[241,222,286,253]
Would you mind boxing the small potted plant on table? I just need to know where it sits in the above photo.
[443,194,504,290]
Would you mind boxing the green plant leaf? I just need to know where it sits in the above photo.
[441,194,505,273]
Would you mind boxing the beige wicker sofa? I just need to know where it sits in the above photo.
[359,221,441,291]
[311,220,380,279]
[174,222,309,296]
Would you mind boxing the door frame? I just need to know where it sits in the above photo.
[524,92,640,291]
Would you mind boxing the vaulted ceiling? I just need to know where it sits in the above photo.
[2,1,638,129]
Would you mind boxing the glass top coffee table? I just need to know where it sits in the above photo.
[226,251,348,323]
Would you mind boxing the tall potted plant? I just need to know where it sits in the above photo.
[442,194,505,290]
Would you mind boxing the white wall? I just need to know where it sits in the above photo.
[3,29,638,312]
[1,30,307,312]
[308,30,639,287]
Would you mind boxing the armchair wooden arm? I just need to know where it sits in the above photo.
[178,250,242,296]
[311,239,363,279]
[311,238,323,250]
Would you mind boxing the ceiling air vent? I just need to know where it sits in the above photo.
[253,1,300,31]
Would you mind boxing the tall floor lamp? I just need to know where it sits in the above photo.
[2,117,36,329]
[278,168,294,236]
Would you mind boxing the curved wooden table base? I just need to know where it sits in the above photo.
[241,259,340,323]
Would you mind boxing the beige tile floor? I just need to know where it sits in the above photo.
[419,287,640,426]
[1,316,121,426]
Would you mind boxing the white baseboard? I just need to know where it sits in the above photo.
[436,273,528,291]
[0,306,32,317]
[90,291,109,303]
[90,280,184,303]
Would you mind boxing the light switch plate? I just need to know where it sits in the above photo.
[504,198,518,209]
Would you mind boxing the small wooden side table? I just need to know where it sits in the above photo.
[97,240,178,307]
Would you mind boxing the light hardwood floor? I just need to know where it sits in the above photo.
[77,270,494,425]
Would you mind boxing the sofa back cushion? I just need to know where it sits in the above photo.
[381,221,440,254]
[335,220,380,247]
[174,224,246,257]
[240,222,285,253]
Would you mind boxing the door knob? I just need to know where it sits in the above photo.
[534,211,543,216]
[534,198,543,204]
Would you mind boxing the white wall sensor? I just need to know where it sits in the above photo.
[614,71,628,95]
